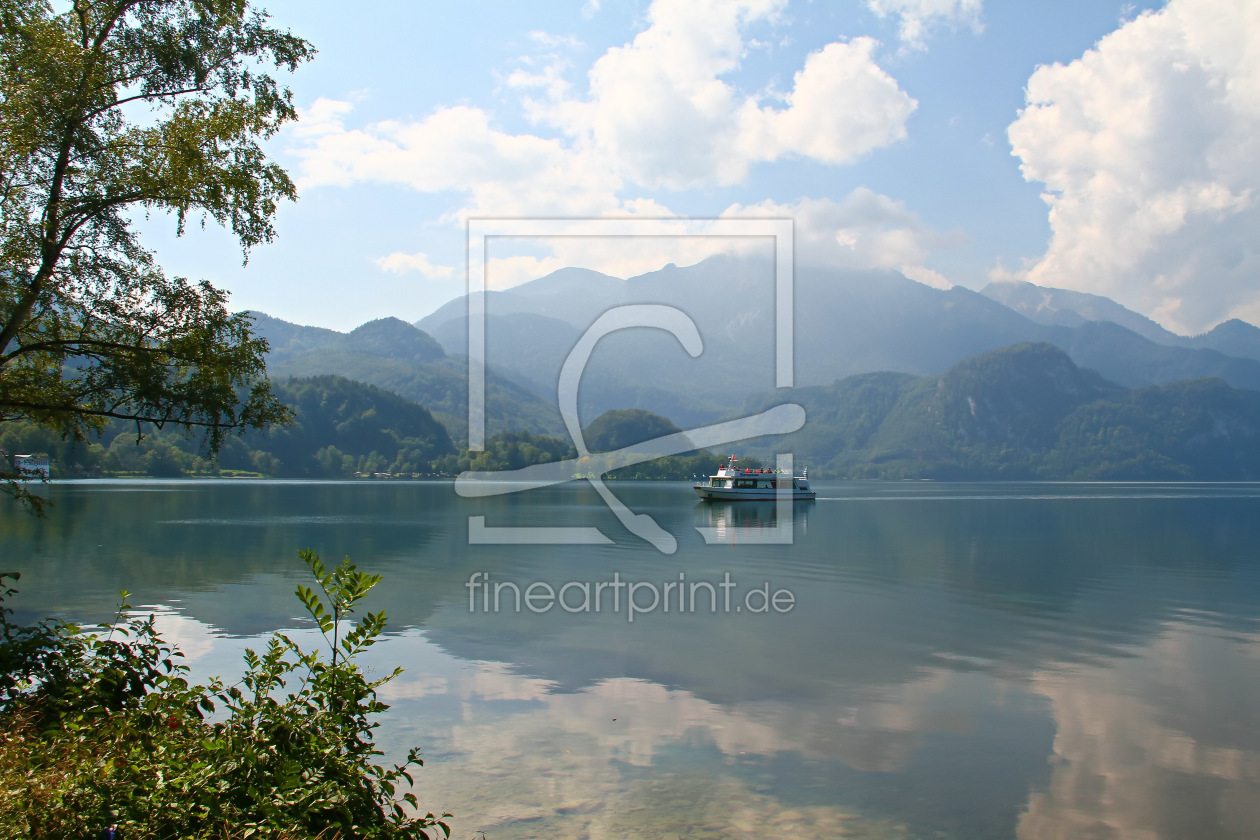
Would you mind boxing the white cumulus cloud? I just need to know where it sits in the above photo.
[472,193,959,292]
[375,251,454,279]
[291,0,915,207]
[584,0,916,188]
[867,0,984,51]
[725,189,962,286]
[292,102,629,219]
[1006,0,1260,334]
[735,38,918,170]
[286,0,927,292]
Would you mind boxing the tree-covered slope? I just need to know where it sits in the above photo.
[252,314,445,365]
[746,343,1260,479]
[582,409,685,452]
[252,312,564,440]
[1046,378,1260,479]
[235,376,456,477]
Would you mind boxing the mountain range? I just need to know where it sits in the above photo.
[743,342,1260,479]
[252,313,563,441]
[245,255,1260,478]
[408,254,1260,425]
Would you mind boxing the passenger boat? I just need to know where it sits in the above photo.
[693,456,816,501]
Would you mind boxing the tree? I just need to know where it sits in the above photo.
[0,0,314,505]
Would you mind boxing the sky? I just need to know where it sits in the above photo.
[135,0,1260,336]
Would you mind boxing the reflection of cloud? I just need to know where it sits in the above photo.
[377,674,449,701]
[397,659,987,837]
[426,672,917,838]
[144,609,216,661]
[445,664,971,769]
[1019,623,1260,840]
[465,661,556,702]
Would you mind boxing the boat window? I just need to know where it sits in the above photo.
[711,478,728,488]
[734,479,756,489]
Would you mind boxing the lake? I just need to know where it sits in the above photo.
[4,479,1260,839]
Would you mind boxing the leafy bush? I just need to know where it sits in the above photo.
[0,552,449,839]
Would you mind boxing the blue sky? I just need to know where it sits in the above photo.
[136,0,1259,336]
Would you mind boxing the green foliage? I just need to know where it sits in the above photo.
[747,343,1260,480]
[435,428,577,475]
[0,375,458,478]
[246,376,456,477]
[255,313,567,443]
[433,422,742,480]
[0,0,313,506]
[582,408,684,453]
[603,450,749,481]
[0,554,449,839]
[0,395,762,480]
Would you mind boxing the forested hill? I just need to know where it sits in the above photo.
[234,376,456,476]
[250,312,564,441]
[1,376,457,479]
[9,345,1260,481]
[582,409,686,452]
[744,343,1260,480]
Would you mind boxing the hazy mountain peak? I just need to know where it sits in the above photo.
[345,317,446,364]
[246,311,341,340]
[980,279,1181,345]
[507,266,624,297]
[1185,318,1260,363]
[349,315,422,334]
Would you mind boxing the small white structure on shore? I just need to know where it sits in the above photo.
[13,454,51,478]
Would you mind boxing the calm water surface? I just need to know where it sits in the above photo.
[4,479,1260,839]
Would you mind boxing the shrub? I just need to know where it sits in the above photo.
[0,552,449,839]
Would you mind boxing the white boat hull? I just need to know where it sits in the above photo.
[693,485,816,501]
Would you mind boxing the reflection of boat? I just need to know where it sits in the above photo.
[693,498,809,534]
[693,456,816,501]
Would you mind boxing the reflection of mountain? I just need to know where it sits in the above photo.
[420,486,1260,709]
[1,482,461,632]
[10,483,1260,679]
[7,482,1260,839]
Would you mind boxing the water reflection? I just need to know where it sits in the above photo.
[691,499,811,543]
[4,480,1260,838]
[1020,622,1260,840]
